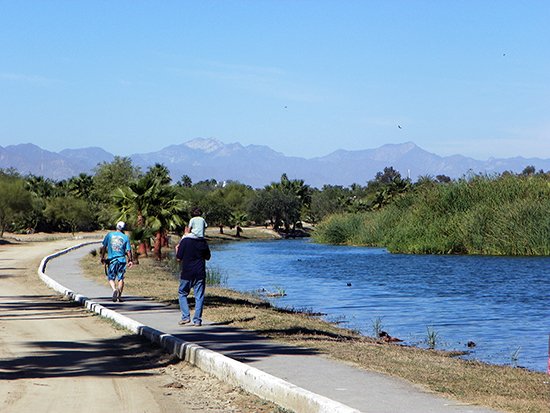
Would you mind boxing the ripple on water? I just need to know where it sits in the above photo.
[210,239,550,372]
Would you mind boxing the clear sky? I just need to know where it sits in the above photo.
[1,1,549,160]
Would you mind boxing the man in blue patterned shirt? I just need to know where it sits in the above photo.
[100,221,133,302]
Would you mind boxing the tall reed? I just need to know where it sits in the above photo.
[313,174,550,255]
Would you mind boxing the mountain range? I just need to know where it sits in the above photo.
[1,139,549,188]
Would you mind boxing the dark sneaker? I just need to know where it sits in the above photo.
[112,290,118,302]
[117,295,123,302]
[178,319,191,325]
[193,322,202,327]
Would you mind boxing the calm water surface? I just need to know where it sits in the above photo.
[209,238,550,372]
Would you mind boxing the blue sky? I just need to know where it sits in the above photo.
[1,1,549,160]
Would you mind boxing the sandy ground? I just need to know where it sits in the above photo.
[0,235,280,413]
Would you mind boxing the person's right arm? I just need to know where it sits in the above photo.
[100,235,108,264]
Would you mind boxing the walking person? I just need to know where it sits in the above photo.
[176,234,211,326]
[100,221,133,302]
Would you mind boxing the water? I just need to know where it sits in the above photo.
[209,238,550,373]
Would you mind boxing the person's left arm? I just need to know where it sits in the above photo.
[203,242,211,261]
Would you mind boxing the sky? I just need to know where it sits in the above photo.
[1,1,549,160]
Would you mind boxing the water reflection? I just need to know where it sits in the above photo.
[209,238,550,372]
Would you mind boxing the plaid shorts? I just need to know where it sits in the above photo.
[106,260,126,281]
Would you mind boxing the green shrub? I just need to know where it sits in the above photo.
[313,174,550,256]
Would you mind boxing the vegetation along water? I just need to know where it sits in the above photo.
[313,172,550,255]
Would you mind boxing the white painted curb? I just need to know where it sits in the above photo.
[38,243,360,413]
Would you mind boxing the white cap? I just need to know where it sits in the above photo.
[116,221,125,230]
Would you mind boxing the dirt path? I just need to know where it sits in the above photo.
[0,237,280,413]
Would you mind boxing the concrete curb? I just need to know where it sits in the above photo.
[38,242,360,413]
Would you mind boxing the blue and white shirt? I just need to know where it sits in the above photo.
[102,231,131,263]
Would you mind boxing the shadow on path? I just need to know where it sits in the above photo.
[0,335,177,380]
[0,295,81,312]
[170,324,320,363]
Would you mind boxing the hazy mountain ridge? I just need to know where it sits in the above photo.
[0,143,87,181]
[59,147,114,167]
[2,139,550,187]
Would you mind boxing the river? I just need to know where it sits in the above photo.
[209,238,550,373]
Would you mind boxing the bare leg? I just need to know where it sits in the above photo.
[109,279,118,302]
[108,279,117,291]
[117,279,124,296]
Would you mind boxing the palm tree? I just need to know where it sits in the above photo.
[66,173,94,199]
[279,173,312,209]
[113,165,187,260]
[146,163,172,185]
[230,211,247,237]
[266,173,312,231]
[25,175,57,198]
[24,175,58,232]
[147,184,187,260]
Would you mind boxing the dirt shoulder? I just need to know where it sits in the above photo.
[0,235,283,413]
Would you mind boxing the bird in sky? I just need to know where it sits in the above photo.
[397,124,402,129]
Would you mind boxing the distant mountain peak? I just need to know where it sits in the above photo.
[184,138,226,153]
[392,141,417,152]
[6,142,51,154]
[366,142,422,162]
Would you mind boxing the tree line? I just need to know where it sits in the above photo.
[0,158,395,248]
[2,158,546,256]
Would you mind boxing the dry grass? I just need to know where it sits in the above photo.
[81,246,550,413]
[309,340,547,413]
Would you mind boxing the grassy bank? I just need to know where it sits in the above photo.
[313,174,550,255]
[81,250,549,413]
